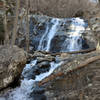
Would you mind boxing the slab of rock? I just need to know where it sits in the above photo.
[45,51,100,100]
[0,45,27,90]
[32,51,55,63]
[38,61,50,68]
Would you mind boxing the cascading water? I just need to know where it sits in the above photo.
[31,16,88,52]
[38,18,60,51]
[38,24,49,51]
[62,18,86,52]
[5,60,63,100]
[45,19,60,51]
[0,16,88,100]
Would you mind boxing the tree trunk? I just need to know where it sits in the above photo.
[3,1,9,45]
[26,0,29,52]
[11,0,20,46]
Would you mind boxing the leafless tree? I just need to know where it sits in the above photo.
[3,0,9,45]
[26,0,29,52]
[98,0,100,6]
[29,0,94,18]
[11,0,20,46]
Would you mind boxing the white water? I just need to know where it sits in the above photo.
[38,17,86,52]
[38,18,60,51]
[45,19,60,51]
[62,18,86,51]
[6,60,63,100]
[38,24,49,51]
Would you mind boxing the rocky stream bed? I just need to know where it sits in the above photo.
[0,15,100,100]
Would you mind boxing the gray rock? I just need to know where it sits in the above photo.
[45,51,100,100]
[0,45,27,90]
[38,61,50,68]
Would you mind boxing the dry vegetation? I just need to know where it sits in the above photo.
[29,0,95,18]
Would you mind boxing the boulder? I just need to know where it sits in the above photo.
[38,61,50,68]
[33,51,55,63]
[0,45,27,90]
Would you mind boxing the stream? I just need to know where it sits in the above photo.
[0,16,88,100]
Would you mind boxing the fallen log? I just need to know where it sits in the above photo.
[38,72,64,86]
[38,55,100,86]
[37,48,96,56]
[66,48,96,54]
[29,48,96,59]
[51,48,96,56]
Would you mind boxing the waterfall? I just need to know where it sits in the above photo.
[38,18,60,51]
[45,19,60,51]
[0,16,88,100]
[38,23,49,51]
[7,60,63,100]
[35,17,87,52]
[62,18,86,52]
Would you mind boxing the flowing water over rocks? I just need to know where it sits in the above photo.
[30,15,91,53]
[0,15,97,100]
[38,18,60,51]
[0,54,63,100]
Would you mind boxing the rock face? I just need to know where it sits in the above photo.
[45,51,100,100]
[89,17,100,45]
[0,46,27,90]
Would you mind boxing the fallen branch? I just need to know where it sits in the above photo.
[38,72,64,86]
[51,48,96,56]
[38,55,100,86]
[30,48,96,59]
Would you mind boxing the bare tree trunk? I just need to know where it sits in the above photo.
[11,0,20,46]
[3,1,9,45]
[99,0,100,4]
[26,0,29,52]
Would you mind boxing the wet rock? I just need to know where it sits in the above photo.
[80,37,89,50]
[0,45,27,90]
[39,68,50,73]
[30,35,42,51]
[38,61,50,68]
[33,87,45,94]
[30,82,47,100]
[22,65,40,78]
[50,35,67,52]
[33,64,49,75]
[31,94,47,100]
[22,68,36,80]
